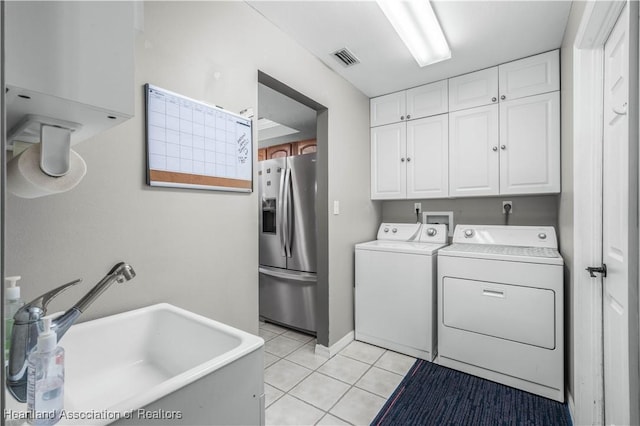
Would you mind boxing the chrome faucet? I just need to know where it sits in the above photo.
[6,262,136,402]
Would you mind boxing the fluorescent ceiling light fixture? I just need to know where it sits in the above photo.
[257,118,299,141]
[377,0,451,67]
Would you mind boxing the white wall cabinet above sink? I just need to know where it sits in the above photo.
[370,80,448,127]
[371,114,448,200]
[5,2,135,147]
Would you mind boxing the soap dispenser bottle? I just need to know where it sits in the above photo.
[27,316,64,425]
[5,275,24,360]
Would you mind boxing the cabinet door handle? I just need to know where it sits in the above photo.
[492,146,498,152]
[400,115,405,120]
[406,114,411,119]
[401,158,405,162]
[501,145,506,150]
[492,97,497,102]
[501,95,506,100]
[406,157,411,162]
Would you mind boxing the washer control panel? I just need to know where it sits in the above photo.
[376,223,422,241]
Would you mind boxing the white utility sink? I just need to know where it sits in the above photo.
[5,303,265,425]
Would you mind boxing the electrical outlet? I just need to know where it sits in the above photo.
[414,202,422,213]
[502,201,513,214]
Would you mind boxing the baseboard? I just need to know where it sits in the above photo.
[567,390,575,425]
[315,330,354,358]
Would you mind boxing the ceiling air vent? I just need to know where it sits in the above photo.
[332,48,360,67]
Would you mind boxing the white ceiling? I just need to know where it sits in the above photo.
[249,1,573,98]
[258,83,317,147]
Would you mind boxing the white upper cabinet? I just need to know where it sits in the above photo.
[448,67,499,112]
[406,115,449,199]
[5,2,135,146]
[371,80,448,127]
[370,92,406,127]
[371,123,407,199]
[449,105,500,197]
[371,114,449,200]
[6,2,134,116]
[370,49,560,200]
[406,81,448,121]
[498,50,560,102]
[499,92,560,194]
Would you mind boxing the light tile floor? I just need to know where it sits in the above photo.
[258,321,416,426]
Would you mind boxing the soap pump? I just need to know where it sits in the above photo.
[5,276,24,361]
[27,315,64,425]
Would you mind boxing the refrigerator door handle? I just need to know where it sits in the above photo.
[259,266,317,282]
[284,167,293,258]
[277,167,287,257]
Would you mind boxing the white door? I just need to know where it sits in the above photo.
[371,123,406,199]
[499,91,560,195]
[406,114,448,199]
[448,67,498,111]
[370,91,406,127]
[449,104,499,197]
[602,4,632,425]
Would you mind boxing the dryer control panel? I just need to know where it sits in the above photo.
[452,224,557,249]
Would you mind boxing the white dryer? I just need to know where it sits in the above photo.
[355,223,448,361]
[437,225,564,402]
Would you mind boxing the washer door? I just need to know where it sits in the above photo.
[355,249,434,353]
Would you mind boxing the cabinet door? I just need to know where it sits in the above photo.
[266,143,292,159]
[499,92,560,195]
[406,80,448,120]
[258,148,266,162]
[370,92,406,127]
[6,1,134,115]
[449,104,499,197]
[499,50,560,101]
[448,67,499,111]
[294,139,317,155]
[371,123,406,199]
[406,115,448,199]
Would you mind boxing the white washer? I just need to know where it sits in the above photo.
[437,224,564,402]
[355,222,448,361]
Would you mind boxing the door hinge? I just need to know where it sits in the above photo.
[586,264,607,278]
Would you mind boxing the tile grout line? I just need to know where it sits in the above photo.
[275,345,390,424]
[261,325,412,425]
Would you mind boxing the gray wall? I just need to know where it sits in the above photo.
[1,0,6,387]
[558,0,585,410]
[4,2,379,343]
[382,195,559,230]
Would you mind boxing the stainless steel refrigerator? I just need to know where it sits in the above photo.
[258,152,317,334]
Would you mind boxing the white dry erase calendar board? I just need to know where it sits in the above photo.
[145,84,253,192]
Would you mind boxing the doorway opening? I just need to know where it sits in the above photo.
[256,71,329,347]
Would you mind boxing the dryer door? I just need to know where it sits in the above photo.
[442,277,555,349]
